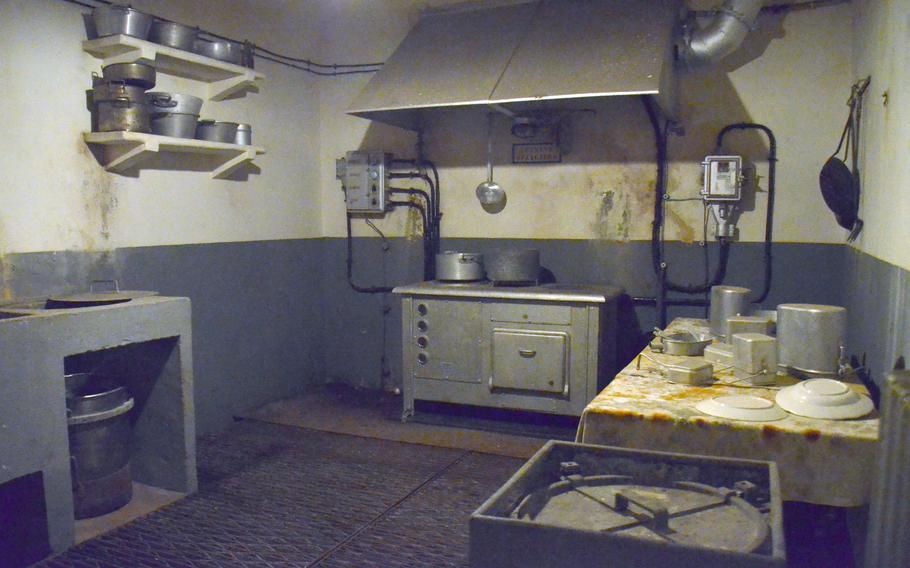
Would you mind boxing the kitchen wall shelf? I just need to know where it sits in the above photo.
[83,131,265,179]
[83,35,264,101]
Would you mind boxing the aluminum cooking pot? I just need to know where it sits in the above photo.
[147,92,203,116]
[150,113,198,138]
[194,39,244,65]
[196,120,239,143]
[92,5,153,39]
[149,20,198,51]
[485,249,540,284]
[436,252,484,281]
[101,63,156,90]
[92,82,149,133]
[777,304,847,377]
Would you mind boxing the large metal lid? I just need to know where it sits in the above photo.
[512,474,769,553]
[46,281,157,308]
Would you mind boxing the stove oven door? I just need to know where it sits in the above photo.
[490,329,568,395]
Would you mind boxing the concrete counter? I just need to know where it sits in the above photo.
[0,296,196,555]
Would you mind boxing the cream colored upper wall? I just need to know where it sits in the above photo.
[0,0,323,256]
[318,1,855,242]
[851,0,910,270]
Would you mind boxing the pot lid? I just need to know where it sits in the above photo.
[511,474,769,553]
[46,282,157,308]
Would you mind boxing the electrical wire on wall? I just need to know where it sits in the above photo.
[345,158,440,294]
[639,96,778,327]
[58,0,384,76]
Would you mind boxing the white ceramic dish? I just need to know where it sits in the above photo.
[775,378,874,420]
[695,395,787,422]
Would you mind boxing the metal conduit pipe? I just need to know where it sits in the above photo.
[681,0,763,65]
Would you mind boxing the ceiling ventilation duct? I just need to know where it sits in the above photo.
[680,0,763,65]
[347,0,682,130]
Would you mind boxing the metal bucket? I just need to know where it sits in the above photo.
[65,373,134,519]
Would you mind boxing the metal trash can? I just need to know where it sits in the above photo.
[65,373,134,519]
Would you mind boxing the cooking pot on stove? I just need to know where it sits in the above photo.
[435,252,484,281]
[485,249,540,284]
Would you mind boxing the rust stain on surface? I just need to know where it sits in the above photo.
[762,425,783,439]
[804,429,821,441]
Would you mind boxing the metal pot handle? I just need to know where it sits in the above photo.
[149,94,177,108]
[111,96,132,108]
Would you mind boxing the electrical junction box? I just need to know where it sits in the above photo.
[336,151,391,213]
[702,155,743,201]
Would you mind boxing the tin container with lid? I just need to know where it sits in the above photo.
[235,124,252,145]
[709,285,752,339]
[777,303,847,377]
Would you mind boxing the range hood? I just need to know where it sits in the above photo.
[348,0,682,130]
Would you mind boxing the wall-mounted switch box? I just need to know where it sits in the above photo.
[336,151,391,213]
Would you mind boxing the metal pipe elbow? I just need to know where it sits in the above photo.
[681,0,762,66]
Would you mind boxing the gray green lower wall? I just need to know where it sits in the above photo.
[844,246,910,388]
[1,240,325,435]
[320,238,848,392]
[3,237,904,435]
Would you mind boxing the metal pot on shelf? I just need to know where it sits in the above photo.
[101,63,156,90]
[91,82,149,133]
[435,252,485,281]
[194,39,244,65]
[196,120,239,143]
[148,20,198,51]
[147,92,203,138]
[146,92,203,115]
[235,123,252,145]
[91,5,154,39]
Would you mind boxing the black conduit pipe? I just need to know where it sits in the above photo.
[715,123,777,304]
[641,97,733,299]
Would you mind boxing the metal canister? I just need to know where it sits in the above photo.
[65,373,135,518]
[777,304,847,377]
[235,124,252,145]
[709,285,751,339]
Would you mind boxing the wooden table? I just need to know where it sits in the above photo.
[577,318,879,506]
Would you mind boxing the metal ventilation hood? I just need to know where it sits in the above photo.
[348,0,681,130]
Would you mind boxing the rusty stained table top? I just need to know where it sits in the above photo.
[578,318,879,507]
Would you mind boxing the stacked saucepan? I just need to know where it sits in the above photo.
[90,63,156,133]
[91,5,254,68]
[87,7,254,145]
[147,92,204,139]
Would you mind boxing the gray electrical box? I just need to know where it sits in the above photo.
[335,151,391,213]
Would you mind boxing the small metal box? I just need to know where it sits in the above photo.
[470,441,786,568]
[704,343,734,367]
[702,155,743,201]
[733,333,778,386]
[335,150,391,213]
[725,315,774,344]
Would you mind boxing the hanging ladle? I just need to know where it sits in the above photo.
[475,111,506,207]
